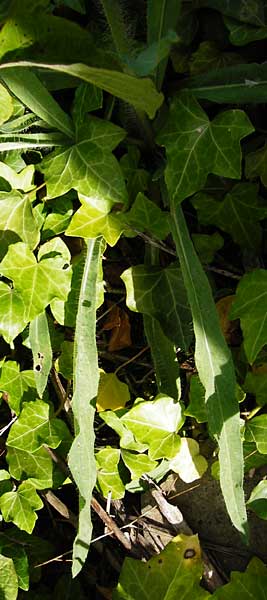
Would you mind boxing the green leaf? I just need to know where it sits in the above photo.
[213,557,267,599]
[186,63,267,104]
[243,371,267,406]
[245,415,267,454]
[113,533,210,600]
[192,183,266,251]
[50,251,84,328]
[0,539,28,591]
[224,17,267,46]
[0,84,13,125]
[0,189,40,258]
[247,480,267,519]
[0,361,36,415]
[55,340,74,380]
[143,315,180,400]
[169,438,208,483]
[126,31,178,78]
[0,162,35,191]
[0,554,18,600]
[170,204,248,540]
[1,68,74,138]
[121,394,183,460]
[127,192,170,240]
[121,449,158,479]
[29,311,52,398]
[72,82,103,127]
[0,238,72,344]
[157,91,253,205]
[40,118,127,207]
[41,194,74,241]
[100,410,148,453]
[6,446,53,490]
[147,0,181,88]
[190,41,242,75]
[0,481,43,533]
[184,375,207,423]
[121,262,192,350]
[7,398,71,453]
[0,62,164,120]
[96,370,130,412]
[66,194,126,246]
[230,270,267,363]
[120,148,149,202]
[245,144,267,187]
[192,232,224,264]
[68,238,102,577]
[96,448,125,499]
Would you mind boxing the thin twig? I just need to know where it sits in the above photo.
[41,490,78,529]
[50,367,67,417]
[115,345,149,375]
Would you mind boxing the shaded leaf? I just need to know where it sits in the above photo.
[72,82,103,127]
[121,262,192,350]
[157,91,253,205]
[192,183,266,251]
[41,194,74,240]
[0,482,43,533]
[144,315,180,401]
[190,41,242,75]
[126,31,178,77]
[147,0,181,88]
[127,192,170,240]
[244,371,267,407]
[184,375,207,423]
[169,438,208,482]
[230,270,267,363]
[56,340,74,380]
[96,371,130,413]
[0,84,13,125]
[121,395,183,460]
[246,144,267,187]
[247,480,267,519]
[192,232,223,264]
[0,539,28,591]
[224,17,267,46]
[213,557,267,599]
[216,295,240,346]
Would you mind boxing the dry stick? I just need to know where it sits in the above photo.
[41,490,78,529]
[43,446,132,552]
[114,345,149,376]
[50,367,67,417]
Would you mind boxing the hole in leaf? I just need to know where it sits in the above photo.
[184,549,196,559]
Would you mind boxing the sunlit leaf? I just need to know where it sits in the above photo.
[96,448,125,499]
[247,480,267,519]
[96,370,130,412]
[66,193,126,246]
[245,415,267,453]
[0,84,13,125]
[0,482,43,533]
[0,554,18,600]
[0,361,36,414]
[169,438,208,483]
[121,449,158,479]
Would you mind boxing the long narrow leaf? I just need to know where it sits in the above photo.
[170,203,248,540]
[29,311,52,398]
[68,237,102,577]
[0,132,69,150]
[0,69,74,138]
[0,61,163,119]
[144,314,180,401]
[147,0,181,88]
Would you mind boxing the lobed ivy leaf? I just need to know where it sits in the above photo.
[169,438,208,483]
[0,361,36,414]
[6,446,53,490]
[230,270,267,363]
[192,183,267,251]
[243,371,267,406]
[0,482,43,534]
[7,398,72,453]
[192,232,224,264]
[41,194,74,241]
[0,238,72,344]
[100,410,148,453]
[0,554,18,600]
[244,415,267,454]
[224,17,267,46]
[40,118,127,209]
[157,91,253,205]
[247,480,267,520]
[121,449,158,479]
[0,539,28,591]
[72,82,103,127]
[96,370,130,412]
[189,41,242,76]
[245,144,267,187]
[96,447,125,500]
[66,193,126,246]
[113,533,209,600]
[213,557,267,599]
[0,162,35,191]
[121,395,184,460]
[127,192,170,240]
[121,262,192,350]
[0,84,13,125]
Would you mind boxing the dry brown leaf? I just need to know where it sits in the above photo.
[103,302,132,351]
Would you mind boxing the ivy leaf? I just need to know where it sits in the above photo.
[125,31,178,77]
[157,91,253,204]
[213,557,267,599]
[41,194,74,241]
[66,193,126,246]
[121,395,183,460]
[169,438,208,483]
[96,370,130,412]
[192,232,224,264]
[0,84,13,125]
[127,192,170,240]
[245,144,267,187]
[0,539,28,591]
[0,361,36,414]
[120,148,149,202]
[113,533,209,600]
[121,262,192,350]
[244,415,267,453]
[55,340,74,380]
[100,410,148,453]
[72,82,103,127]
[0,554,18,600]
[6,446,53,490]
[184,375,207,423]
[96,448,125,499]
[224,17,267,46]
[192,183,267,251]
[0,238,72,344]
[40,118,127,213]
[230,270,267,363]
[189,41,242,75]
[7,398,71,453]
[247,480,267,519]
[0,162,35,191]
[243,371,267,406]
[0,481,43,534]
[121,449,158,479]
[0,190,40,258]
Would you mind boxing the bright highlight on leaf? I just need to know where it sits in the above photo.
[169,438,208,483]
[96,370,130,412]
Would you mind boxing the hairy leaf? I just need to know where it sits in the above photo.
[186,63,267,103]
[29,311,52,398]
